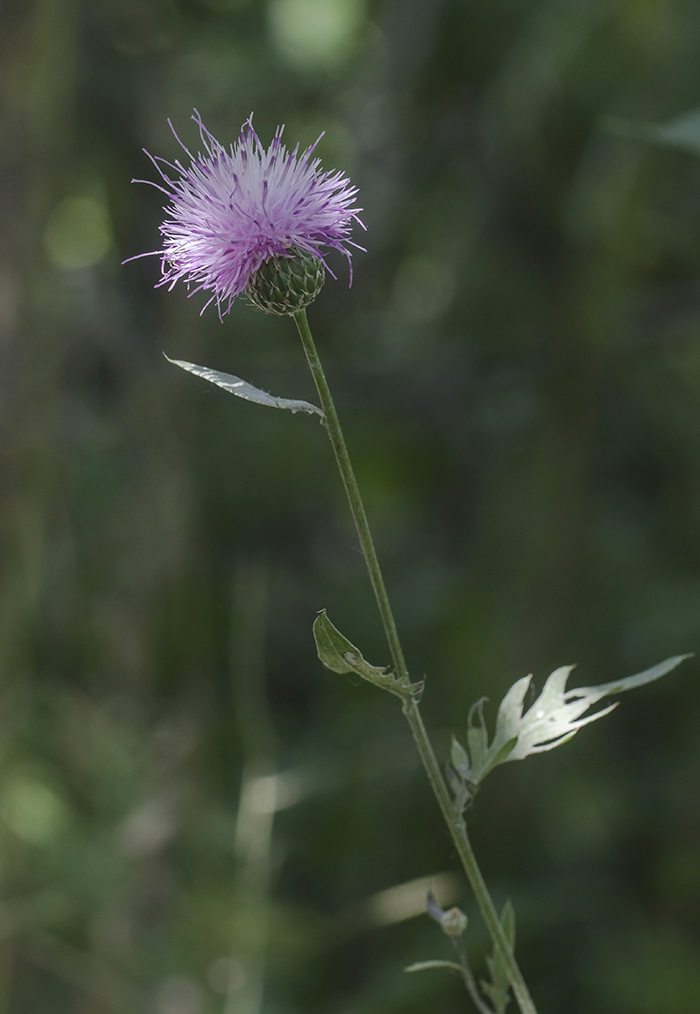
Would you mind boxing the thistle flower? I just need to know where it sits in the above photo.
[129,110,365,316]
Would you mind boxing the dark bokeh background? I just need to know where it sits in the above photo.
[1,0,700,1011]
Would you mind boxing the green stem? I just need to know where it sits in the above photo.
[292,309,538,1014]
[403,699,533,1013]
[452,937,494,1014]
[293,309,407,681]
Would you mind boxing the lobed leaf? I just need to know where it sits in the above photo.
[450,655,690,798]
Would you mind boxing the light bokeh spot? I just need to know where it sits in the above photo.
[44,195,114,270]
[0,776,67,845]
[206,956,246,994]
[268,0,365,69]
[155,977,204,1014]
[391,256,456,324]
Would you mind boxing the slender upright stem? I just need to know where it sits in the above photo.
[292,308,539,1014]
[401,698,534,1014]
[452,937,494,1014]
[293,309,408,681]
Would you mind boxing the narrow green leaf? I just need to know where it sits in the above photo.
[466,698,489,772]
[312,611,424,701]
[450,736,470,777]
[481,973,511,1014]
[404,960,464,975]
[500,899,515,949]
[466,727,488,771]
[166,356,323,417]
[481,900,516,1014]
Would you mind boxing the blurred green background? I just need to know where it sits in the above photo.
[1,0,700,1011]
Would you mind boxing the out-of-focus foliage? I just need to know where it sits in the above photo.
[1,0,700,1012]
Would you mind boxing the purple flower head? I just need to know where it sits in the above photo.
[129,111,365,317]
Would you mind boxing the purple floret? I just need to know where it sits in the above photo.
[129,111,365,317]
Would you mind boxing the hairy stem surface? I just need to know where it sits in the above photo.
[293,308,538,1014]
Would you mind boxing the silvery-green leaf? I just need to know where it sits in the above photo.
[506,665,616,761]
[466,698,489,773]
[604,109,700,157]
[166,356,323,417]
[450,736,470,777]
[463,678,528,782]
[312,610,424,702]
[493,676,532,745]
[456,655,689,790]
[404,960,464,975]
[481,900,515,1014]
[584,654,690,701]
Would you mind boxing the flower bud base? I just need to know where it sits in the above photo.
[247,249,325,316]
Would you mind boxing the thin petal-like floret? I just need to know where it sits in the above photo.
[130,111,364,317]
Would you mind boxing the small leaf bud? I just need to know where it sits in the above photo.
[440,906,468,938]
